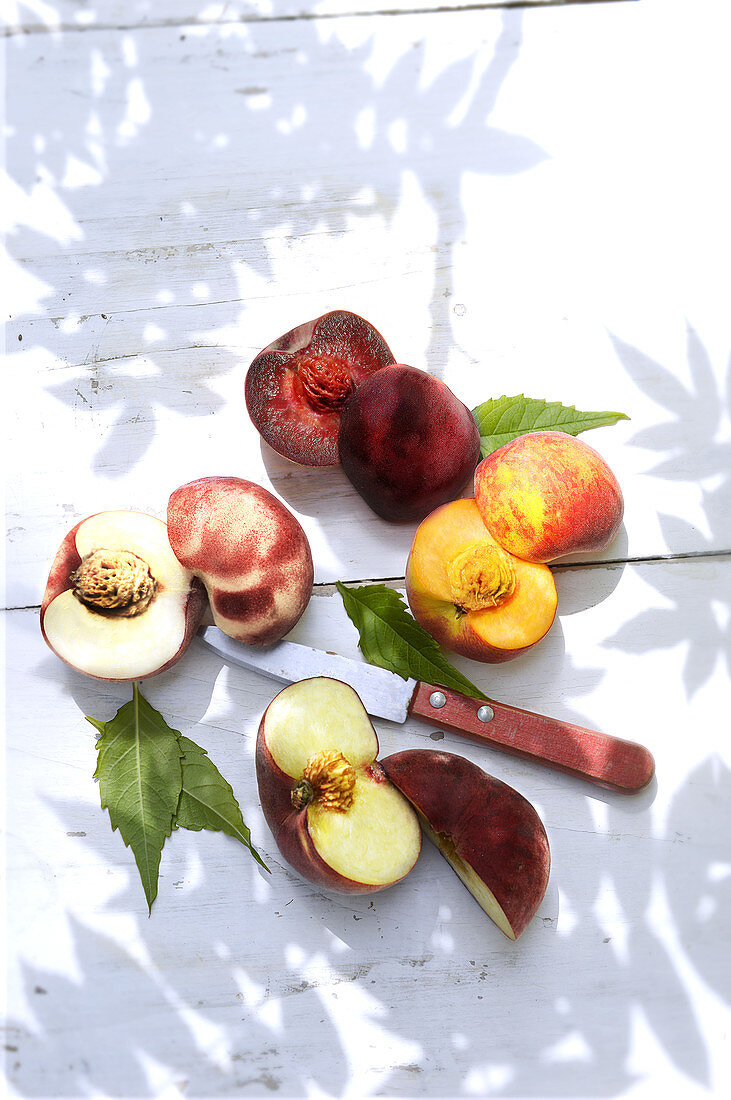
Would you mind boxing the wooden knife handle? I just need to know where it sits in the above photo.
[409,682,655,793]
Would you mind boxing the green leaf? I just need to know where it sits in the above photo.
[175,736,269,871]
[336,581,489,702]
[89,684,183,912]
[472,395,629,458]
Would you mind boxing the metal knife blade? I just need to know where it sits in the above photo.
[198,625,655,793]
[199,625,416,723]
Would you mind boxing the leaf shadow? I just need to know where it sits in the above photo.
[7,5,546,483]
[606,324,731,695]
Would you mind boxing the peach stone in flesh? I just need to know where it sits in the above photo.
[406,498,557,663]
[41,511,206,681]
[256,678,422,891]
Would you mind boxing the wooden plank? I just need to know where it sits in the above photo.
[5,554,731,1096]
[6,0,731,612]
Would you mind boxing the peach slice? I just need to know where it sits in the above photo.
[167,476,313,646]
[245,311,396,466]
[256,678,422,892]
[406,498,557,662]
[474,430,624,562]
[337,364,481,523]
[40,511,207,681]
[381,749,551,939]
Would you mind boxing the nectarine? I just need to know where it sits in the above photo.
[167,476,313,646]
[256,678,422,892]
[41,511,206,681]
[245,311,396,466]
[474,431,623,562]
[406,498,557,662]
[337,364,481,523]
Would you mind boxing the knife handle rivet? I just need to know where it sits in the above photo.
[477,706,494,723]
[429,691,447,709]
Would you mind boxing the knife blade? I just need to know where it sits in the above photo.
[199,625,655,794]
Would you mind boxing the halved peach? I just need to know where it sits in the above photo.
[256,678,422,892]
[406,498,557,662]
[245,311,396,466]
[41,511,207,681]
[167,477,313,646]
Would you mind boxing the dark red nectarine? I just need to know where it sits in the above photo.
[337,364,481,523]
[382,749,551,939]
[245,311,396,466]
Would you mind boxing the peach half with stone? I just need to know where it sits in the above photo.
[41,511,207,682]
[406,498,557,663]
[256,677,422,892]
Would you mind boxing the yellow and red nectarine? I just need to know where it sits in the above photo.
[474,431,623,563]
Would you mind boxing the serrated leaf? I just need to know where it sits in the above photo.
[89,684,183,912]
[336,581,489,702]
[472,394,629,458]
[175,736,269,871]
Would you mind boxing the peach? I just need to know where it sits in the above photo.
[406,498,557,662]
[167,476,313,646]
[40,511,207,681]
[256,677,422,892]
[474,431,624,562]
[381,749,550,939]
[245,311,396,466]
[337,364,481,523]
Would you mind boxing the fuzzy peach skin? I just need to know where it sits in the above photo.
[406,498,557,663]
[167,476,314,646]
[41,511,207,681]
[474,431,624,563]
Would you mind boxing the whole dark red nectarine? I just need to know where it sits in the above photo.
[337,364,481,523]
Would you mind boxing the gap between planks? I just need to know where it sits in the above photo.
[8,549,728,613]
[2,2,639,40]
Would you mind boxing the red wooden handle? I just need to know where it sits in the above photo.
[409,682,655,793]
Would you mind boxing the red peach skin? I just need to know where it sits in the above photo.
[167,476,314,646]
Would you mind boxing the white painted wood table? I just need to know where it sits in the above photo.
[4,1,731,1096]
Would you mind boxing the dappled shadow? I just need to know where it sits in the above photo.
[6,742,725,1097]
[606,325,731,694]
[5,597,728,1097]
[6,3,544,480]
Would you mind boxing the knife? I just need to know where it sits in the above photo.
[199,625,655,793]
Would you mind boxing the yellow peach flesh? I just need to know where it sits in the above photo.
[307,773,422,886]
[262,677,379,779]
[407,498,556,656]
